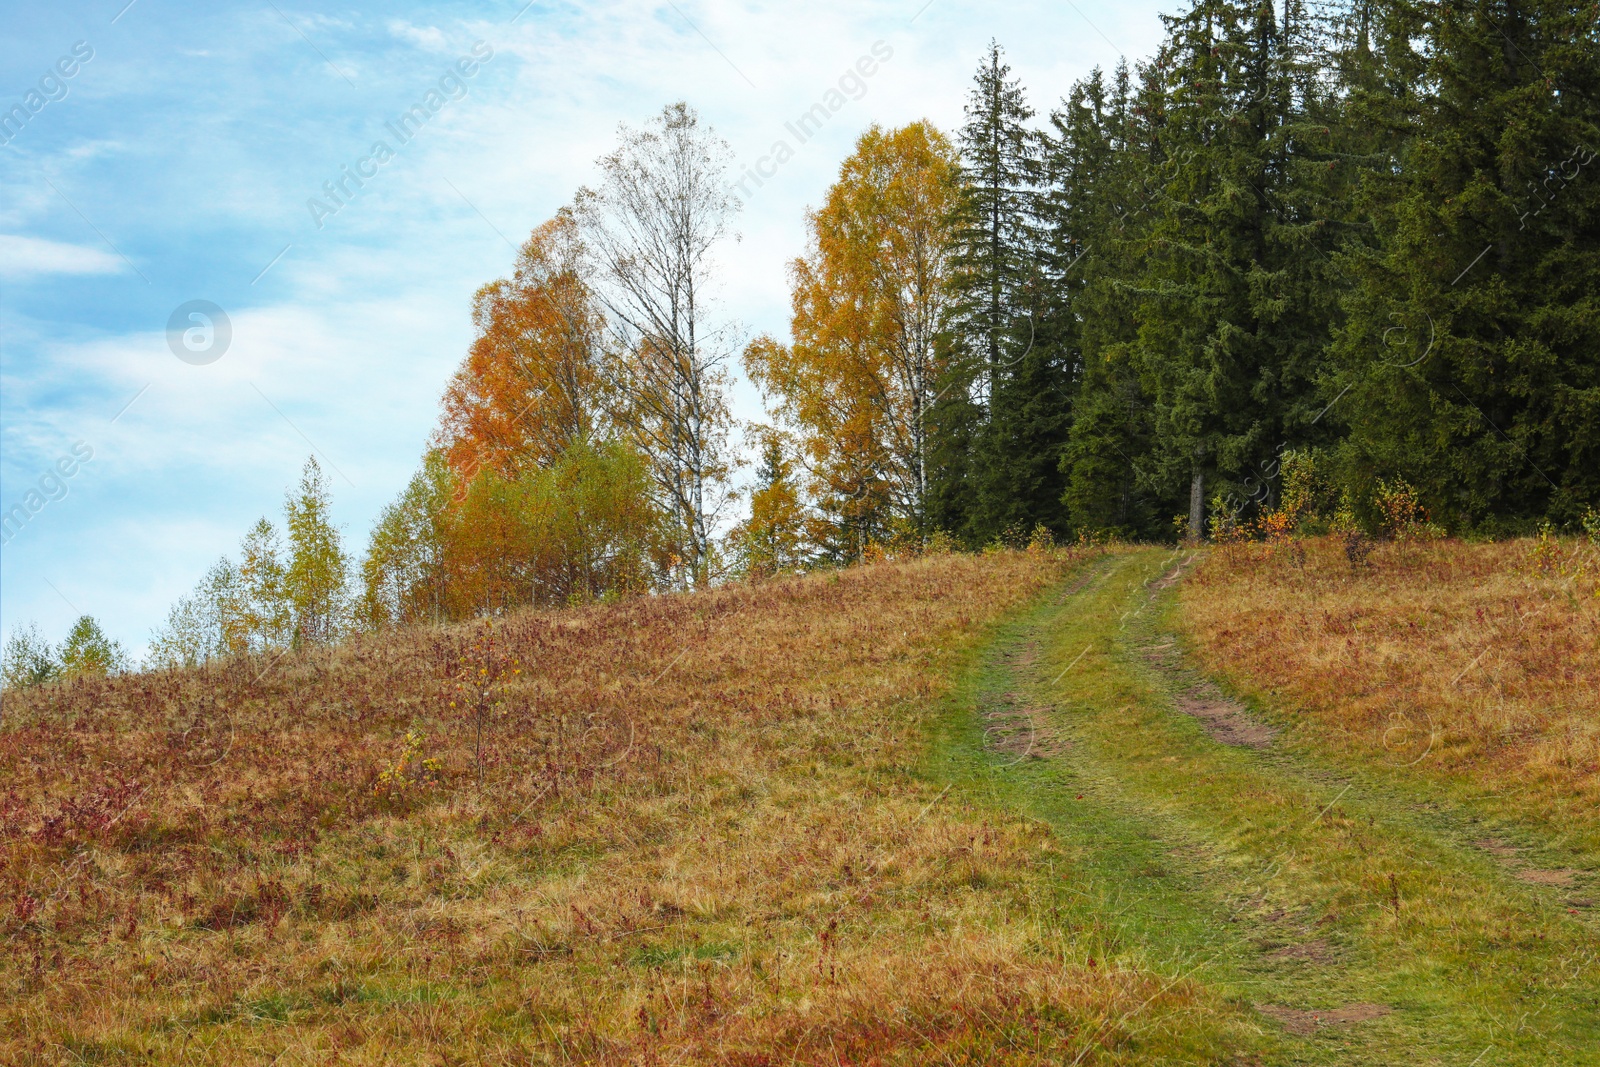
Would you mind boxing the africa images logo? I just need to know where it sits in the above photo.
[306,41,494,230]
[1,442,94,547]
[0,41,94,147]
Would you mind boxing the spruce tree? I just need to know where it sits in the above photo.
[951,39,1041,375]
[941,40,1076,542]
[1329,0,1600,527]
[1113,0,1342,538]
[1052,63,1167,538]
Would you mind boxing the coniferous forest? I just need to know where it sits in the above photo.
[750,0,1600,572]
[931,0,1599,548]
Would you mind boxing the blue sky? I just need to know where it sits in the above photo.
[1,0,1170,656]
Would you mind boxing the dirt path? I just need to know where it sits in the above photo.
[957,547,1600,1066]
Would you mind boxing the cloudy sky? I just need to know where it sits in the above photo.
[1,0,1171,656]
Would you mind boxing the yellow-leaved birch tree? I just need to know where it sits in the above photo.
[744,122,960,559]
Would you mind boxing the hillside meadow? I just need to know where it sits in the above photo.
[1180,535,1600,847]
[1,547,1254,1066]
[6,536,1596,1064]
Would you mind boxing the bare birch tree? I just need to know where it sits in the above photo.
[575,102,739,588]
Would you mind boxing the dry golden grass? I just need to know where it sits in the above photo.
[1180,535,1600,834]
[1,548,1232,1065]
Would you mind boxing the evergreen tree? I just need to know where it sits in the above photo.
[951,40,1042,376]
[1329,0,1600,527]
[1107,0,1343,539]
[924,360,983,541]
[1052,63,1166,538]
[940,41,1076,542]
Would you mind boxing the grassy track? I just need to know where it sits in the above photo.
[935,546,1600,1066]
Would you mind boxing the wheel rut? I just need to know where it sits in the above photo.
[966,547,1600,1066]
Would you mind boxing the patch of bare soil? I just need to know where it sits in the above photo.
[983,692,1067,761]
[1264,939,1336,964]
[1175,681,1278,749]
[1133,588,1276,748]
[1136,640,1179,669]
[1150,553,1201,590]
[1004,640,1041,669]
[1256,1003,1392,1036]
[1054,563,1109,603]
[1474,840,1585,889]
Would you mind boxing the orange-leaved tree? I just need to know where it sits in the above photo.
[363,207,663,626]
[744,122,961,560]
[436,208,606,487]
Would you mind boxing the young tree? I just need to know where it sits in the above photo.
[439,438,660,615]
[57,616,128,678]
[147,557,250,668]
[2,622,60,691]
[360,450,455,629]
[576,102,741,588]
[238,518,291,649]
[283,456,351,646]
[744,122,961,556]
[730,432,808,578]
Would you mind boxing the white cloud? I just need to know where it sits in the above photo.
[387,20,450,52]
[0,234,124,279]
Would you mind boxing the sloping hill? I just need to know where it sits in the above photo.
[2,548,1251,1065]
[9,539,1595,1065]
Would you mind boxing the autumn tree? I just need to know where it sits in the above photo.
[1,622,59,691]
[729,431,807,578]
[1,617,127,696]
[284,457,352,646]
[147,559,248,668]
[359,449,454,629]
[436,208,607,485]
[149,528,292,665]
[237,517,292,648]
[744,122,961,558]
[58,616,129,678]
[151,457,351,661]
[439,439,660,614]
[576,102,740,587]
